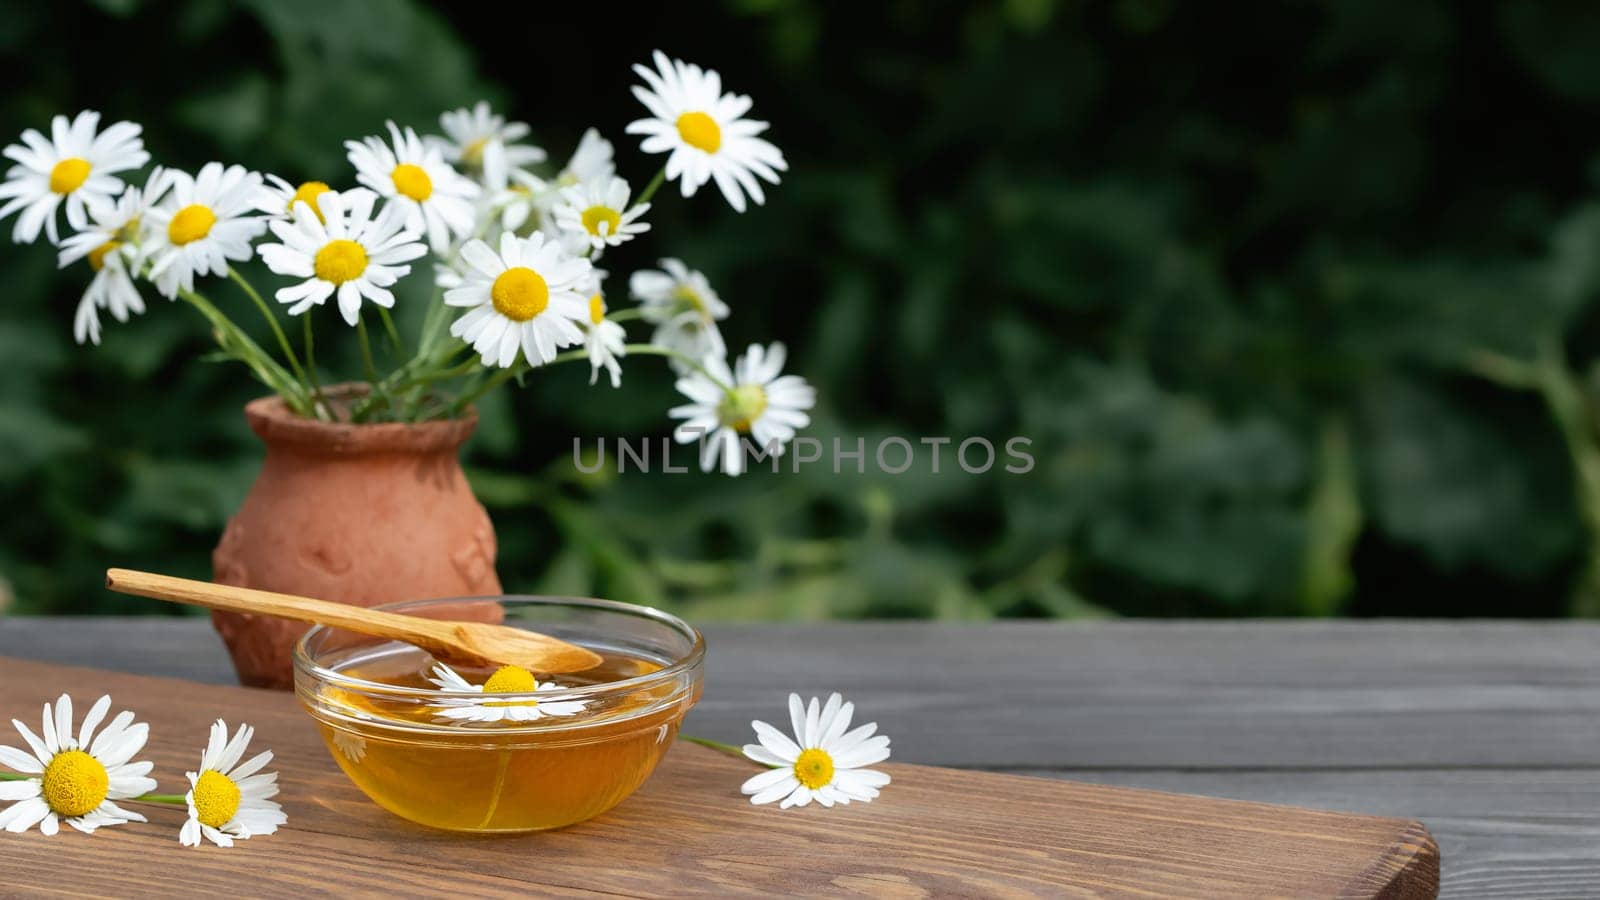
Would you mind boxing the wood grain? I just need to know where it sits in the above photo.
[6,617,1593,896]
[0,656,1437,898]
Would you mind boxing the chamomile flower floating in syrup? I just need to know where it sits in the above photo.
[179,720,286,848]
[426,663,589,723]
[143,163,267,299]
[257,187,427,325]
[629,258,728,372]
[551,175,651,256]
[741,693,891,809]
[254,174,334,222]
[670,342,815,476]
[0,694,157,835]
[434,101,546,192]
[0,110,149,244]
[626,51,786,213]
[446,231,593,368]
[347,121,479,254]
[56,182,153,345]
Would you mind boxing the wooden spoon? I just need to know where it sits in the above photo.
[105,568,603,675]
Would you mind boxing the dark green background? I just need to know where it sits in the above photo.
[5,0,1600,620]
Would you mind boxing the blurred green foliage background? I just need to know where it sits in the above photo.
[6,0,1600,620]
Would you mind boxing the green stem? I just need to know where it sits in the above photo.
[621,343,730,388]
[679,735,752,763]
[0,772,185,806]
[130,792,187,806]
[377,306,405,357]
[636,165,668,207]
[605,307,646,323]
[354,316,390,421]
[302,313,329,420]
[451,362,526,414]
[229,268,310,394]
[178,288,313,416]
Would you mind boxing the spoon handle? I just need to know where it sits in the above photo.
[105,568,454,647]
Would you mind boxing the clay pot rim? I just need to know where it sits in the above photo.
[244,382,477,455]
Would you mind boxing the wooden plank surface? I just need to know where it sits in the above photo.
[7,618,1594,897]
[0,656,1436,898]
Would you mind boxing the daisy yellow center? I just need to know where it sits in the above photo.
[482,665,540,708]
[49,157,91,194]
[580,205,622,237]
[491,267,548,322]
[792,748,834,790]
[718,384,768,434]
[314,239,369,285]
[115,215,142,243]
[589,293,606,325]
[391,163,433,201]
[462,137,489,167]
[672,285,710,319]
[676,112,722,154]
[289,181,332,221]
[192,769,241,829]
[87,240,120,272]
[483,665,538,693]
[168,204,217,246]
[41,749,109,818]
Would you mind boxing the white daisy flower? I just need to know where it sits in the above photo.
[143,163,266,299]
[0,110,149,244]
[179,720,286,848]
[0,693,157,835]
[740,693,891,809]
[258,187,427,325]
[426,663,588,723]
[625,51,787,213]
[670,342,815,476]
[584,290,627,388]
[56,183,153,345]
[254,174,334,222]
[492,167,546,233]
[630,258,728,372]
[346,121,479,253]
[445,231,592,368]
[558,128,615,188]
[551,175,650,255]
[493,129,614,234]
[434,101,546,191]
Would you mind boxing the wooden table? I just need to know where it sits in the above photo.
[2,618,1593,898]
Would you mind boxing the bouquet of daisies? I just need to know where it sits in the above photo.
[0,51,813,476]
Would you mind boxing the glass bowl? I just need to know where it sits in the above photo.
[293,595,705,833]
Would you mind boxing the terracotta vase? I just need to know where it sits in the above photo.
[211,386,501,689]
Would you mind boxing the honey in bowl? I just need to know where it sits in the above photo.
[295,596,705,833]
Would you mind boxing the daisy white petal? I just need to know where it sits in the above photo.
[0,110,148,244]
[667,341,816,477]
[434,101,546,191]
[258,187,424,325]
[180,720,286,848]
[0,695,155,835]
[424,663,589,724]
[143,163,267,299]
[629,258,728,373]
[626,52,785,213]
[447,231,592,370]
[739,692,891,810]
[346,121,479,254]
